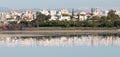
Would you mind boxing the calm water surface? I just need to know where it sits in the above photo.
[0,33,120,57]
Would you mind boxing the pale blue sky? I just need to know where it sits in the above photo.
[0,0,119,10]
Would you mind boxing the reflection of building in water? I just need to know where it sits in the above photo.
[0,35,120,47]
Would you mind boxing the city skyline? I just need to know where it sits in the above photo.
[0,0,119,10]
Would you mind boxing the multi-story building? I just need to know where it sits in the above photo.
[57,9,71,21]
[49,10,57,20]
[40,10,49,16]
[22,10,35,21]
[79,11,88,21]
[115,10,120,16]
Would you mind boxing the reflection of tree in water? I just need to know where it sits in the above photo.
[0,34,120,47]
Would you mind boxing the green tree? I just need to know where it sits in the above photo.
[107,10,120,20]
[114,20,120,27]
[32,12,51,27]
[19,20,29,27]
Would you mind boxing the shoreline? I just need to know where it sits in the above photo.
[0,30,119,36]
[0,29,120,33]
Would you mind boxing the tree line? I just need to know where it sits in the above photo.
[3,10,120,30]
[19,10,120,28]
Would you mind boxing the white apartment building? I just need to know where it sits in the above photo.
[57,9,70,15]
[5,13,11,19]
[40,10,49,16]
[115,10,120,16]
[57,9,71,21]
[0,12,6,21]
[79,11,88,21]
[58,15,71,21]
[100,11,109,17]
[49,10,57,21]
[22,10,35,21]
[49,9,71,21]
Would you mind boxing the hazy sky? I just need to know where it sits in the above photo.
[0,0,119,10]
